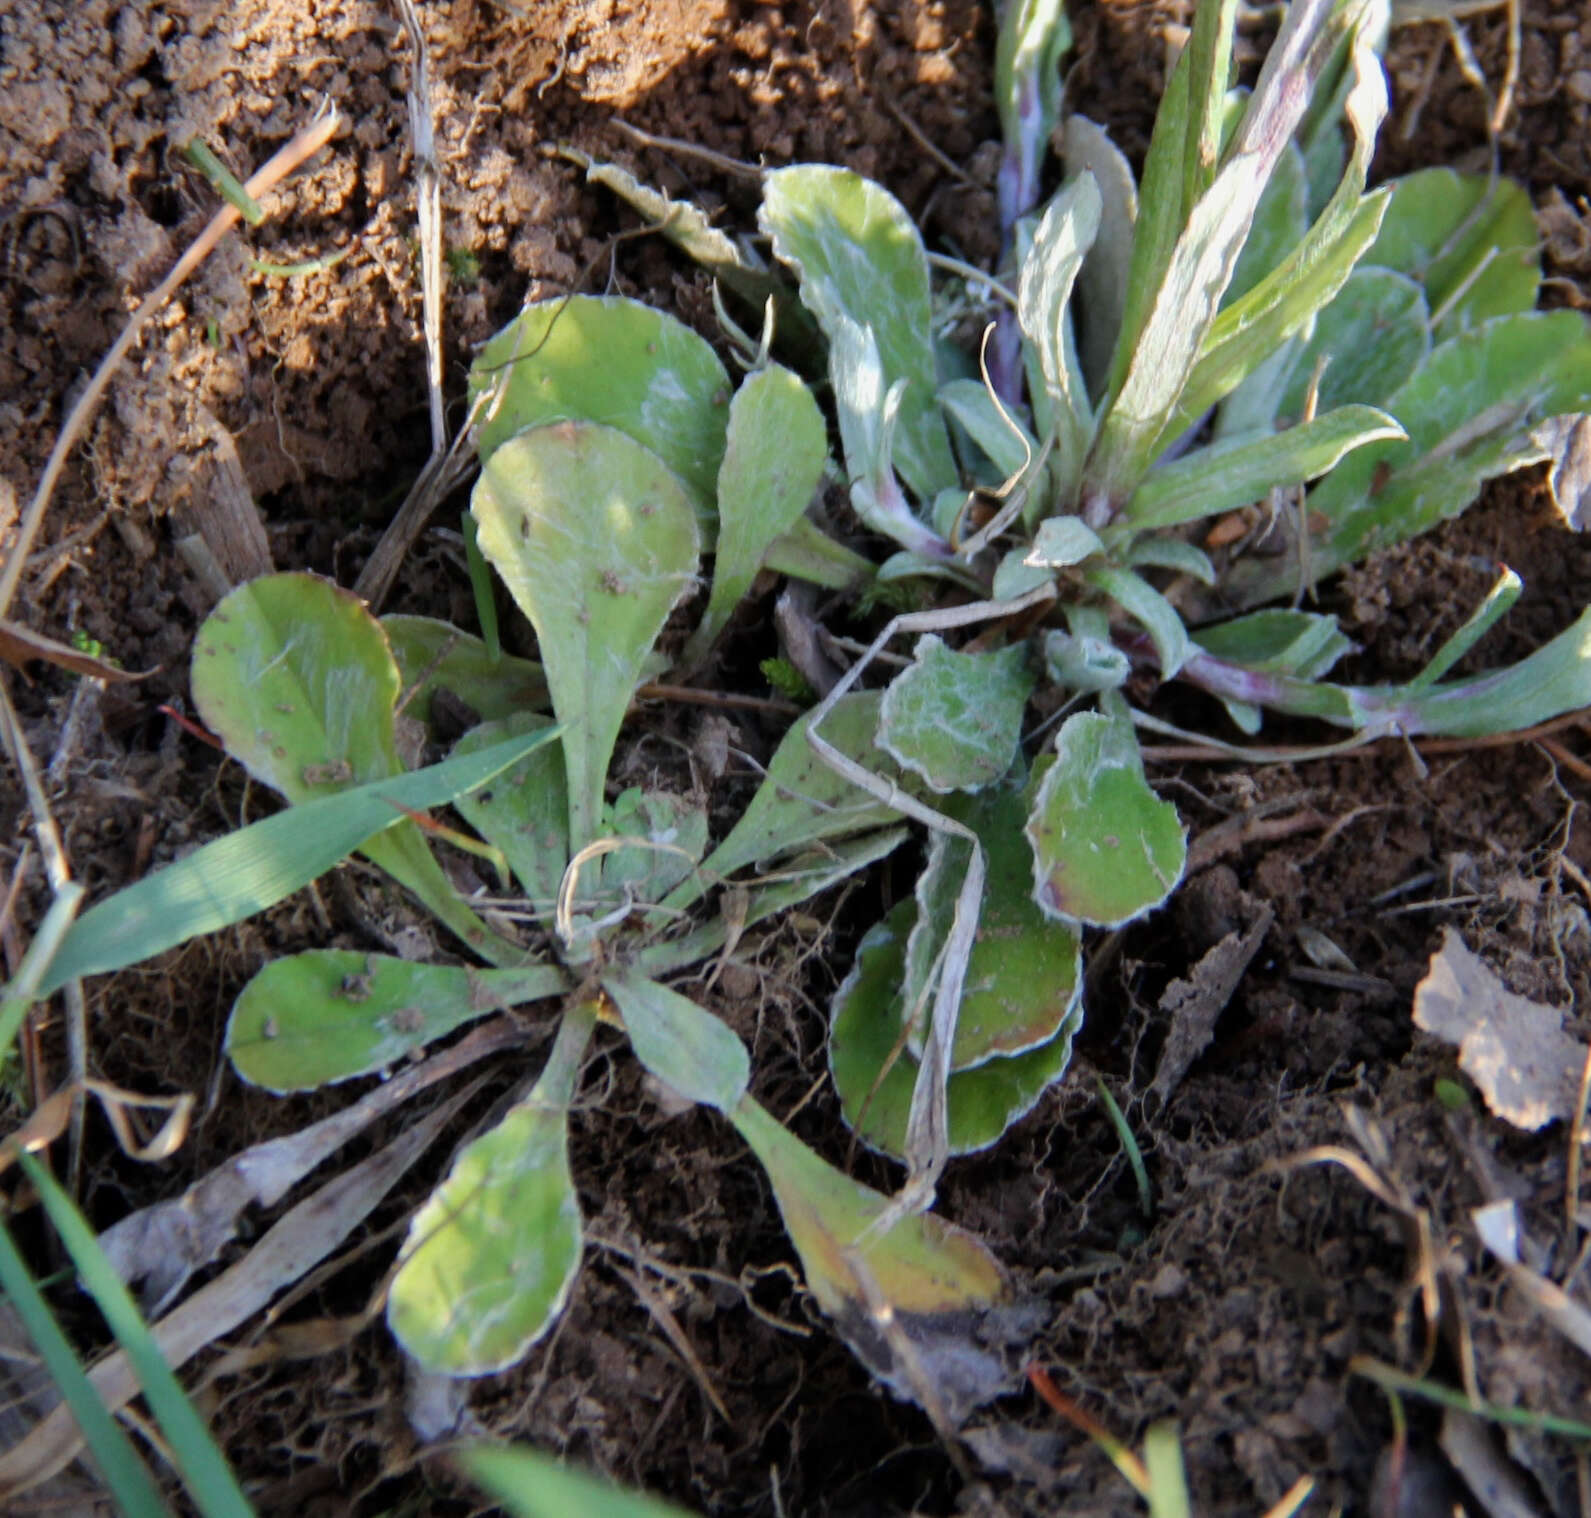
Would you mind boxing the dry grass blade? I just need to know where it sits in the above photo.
[0,1079,193,1178]
[0,1081,471,1501]
[99,1015,532,1315]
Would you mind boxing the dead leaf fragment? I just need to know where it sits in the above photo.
[1151,904,1273,1107]
[1412,928,1584,1130]
[1530,413,1591,531]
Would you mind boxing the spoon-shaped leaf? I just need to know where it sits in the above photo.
[661,693,909,914]
[469,295,730,515]
[760,166,957,502]
[228,951,567,1092]
[731,1097,1019,1422]
[1368,168,1540,338]
[603,972,749,1115]
[896,783,1083,1071]
[683,363,827,667]
[1026,712,1185,927]
[471,423,700,852]
[191,573,522,963]
[449,713,569,906]
[388,1002,594,1375]
[830,901,1081,1158]
[876,636,1035,795]
[382,615,547,729]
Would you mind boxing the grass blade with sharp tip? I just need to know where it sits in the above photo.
[35,725,559,997]
[20,1154,255,1517]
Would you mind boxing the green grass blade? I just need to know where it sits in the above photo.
[19,1154,255,1517]
[459,1444,698,1518]
[34,726,559,997]
[0,1212,169,1516]
[0,881,82,1054]
[1143,1422,1193,1518]
[183,139,263,225]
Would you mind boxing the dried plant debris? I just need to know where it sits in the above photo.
[1412,927,1586,1130]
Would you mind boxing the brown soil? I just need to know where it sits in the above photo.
[6,0,1591,1514]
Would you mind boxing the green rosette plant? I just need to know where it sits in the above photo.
[571,0,1591,1203]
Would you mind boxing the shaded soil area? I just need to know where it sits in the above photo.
[5,0,1591,1513]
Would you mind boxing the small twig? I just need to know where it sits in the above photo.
[392,0,446,455]
[613,119,764,180]
[1492,0,1520,133]
[0,110,339,622]
[633,682,801,717]
[878,94,983,191]
[0,676,86,1192]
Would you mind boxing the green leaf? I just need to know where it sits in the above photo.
[20,1154,256,1518]
[1385,609,1591,738]
[761,514,875,591]
[459,1445,698,1518]
[1028,514,1104,566]
[876,636,1035,794]
[1406,568,1521,691]
[907,783,1082,1070]
[684,363,828,665]
[1228,311,1591,606]
[939,378,1039,482]
[601,788,708,903]
[1125,403,1406,530]
[995,0,1073,217]
[663,693,908,912]
[830,901,1080,1158]
[1124,536,1216,585]
[471,422,700,851]
[1041,628,1132,692]
[1273,267,1430,420]
[1026,712,1186,926]
[382,615,548,729]
[388,1003,593,1375]
[450,713,569,905]
[827,318,948,557]
[761,166,958,501]
[1085,565,1191,679]
[469,296,731,515]
[227,951,567,1092]
[192,573,401,804]
[1369,169,1540,338]
[1087,142,1272,509]
[192,573,521,963]
[1193,609,1353,679]
[1061,115,1139,397]
[603,972,749,1114]
[1225,141,1307,307]
[1017,173,1101,491]
[1166,20,1390,441]
[39,726,560,998]
[730,1097,1014,1418]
